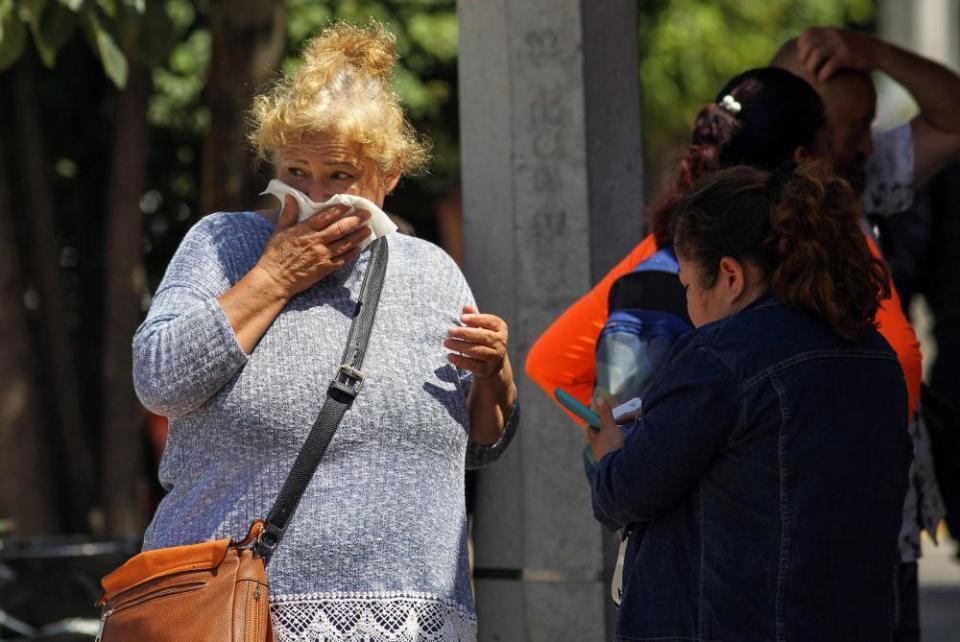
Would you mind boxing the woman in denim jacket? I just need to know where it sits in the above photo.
[589,162,913,642]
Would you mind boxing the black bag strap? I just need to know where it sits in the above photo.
[254,237,388,563]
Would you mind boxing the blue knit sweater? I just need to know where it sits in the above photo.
[134,212,519,642]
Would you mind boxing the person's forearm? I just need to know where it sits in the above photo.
[876,39,960,133]
[217,264,292,354]
[133,296,250,417]
[467,358,517,446]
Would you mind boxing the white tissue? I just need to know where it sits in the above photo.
[260,179,398,250]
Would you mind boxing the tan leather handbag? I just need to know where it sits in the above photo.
[96,522,271,642]
[96,238,389,642]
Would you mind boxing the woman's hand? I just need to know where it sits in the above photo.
[218,195,372,354]
[587,397,626,462]
[444,305,510,382]
[446,305,517,446]
[254,195,373,298]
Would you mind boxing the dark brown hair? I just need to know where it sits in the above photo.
[648,68,826,246]
[673,162,891,340]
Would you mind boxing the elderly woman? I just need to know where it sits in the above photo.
[134,21,518,642]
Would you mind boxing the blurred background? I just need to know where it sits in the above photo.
[0,0,957,639]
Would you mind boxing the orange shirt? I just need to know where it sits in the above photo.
[525,232,921,425]
[864,234,922,420]
[525,234,659,424]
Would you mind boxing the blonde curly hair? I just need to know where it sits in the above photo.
[249,21,430,176]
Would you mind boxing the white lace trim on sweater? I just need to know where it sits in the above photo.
[270,591,477,642]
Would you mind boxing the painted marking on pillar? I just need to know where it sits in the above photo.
[525,29,562,66]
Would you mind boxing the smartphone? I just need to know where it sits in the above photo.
[554,388,601,429]
[612,397,643,423]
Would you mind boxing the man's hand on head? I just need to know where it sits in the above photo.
[789,25,960,188]
[798,27,880,83]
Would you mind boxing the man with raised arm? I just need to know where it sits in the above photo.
[774,27,960,216]
[775,27,960,642]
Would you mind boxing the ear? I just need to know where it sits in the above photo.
[717,256,746,300]
[384,168,402,194]
[793,144,811,162]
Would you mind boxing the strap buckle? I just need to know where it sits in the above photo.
[330,364,365,398]
[254,522,282,558]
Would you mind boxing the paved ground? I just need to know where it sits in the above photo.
[918,532,960,641]
[921,587,960,641]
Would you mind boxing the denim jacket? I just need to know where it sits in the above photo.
[592,295,912,642]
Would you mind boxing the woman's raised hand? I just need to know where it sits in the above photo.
[256,195,373,298]
[446,305,517,446]
[444,306,511,381]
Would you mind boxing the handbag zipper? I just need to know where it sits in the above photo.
[96,581,205,641]
[249,583,262,640]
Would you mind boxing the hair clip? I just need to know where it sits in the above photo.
[720,94,742,115]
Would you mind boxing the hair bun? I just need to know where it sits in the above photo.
[691,103,742,149]
[304,20,397,81]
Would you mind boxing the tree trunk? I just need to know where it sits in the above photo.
[14,58,95,533]
[0,116,58,536]
[101,60,152,536]
[202,0,286,214]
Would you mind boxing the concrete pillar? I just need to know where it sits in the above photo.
[457,1,643,639]
[879,0,959,67]
[876,0,960,130]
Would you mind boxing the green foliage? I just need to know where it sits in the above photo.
[285,0,331,45]
[28,1,77,66]
[84,6,127,86]
[639,0,874,187]
[0,0,178,85]
[0,1,28,69]
[407,11,456,62]
[148,14,210,133]
[135,0,176,67]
